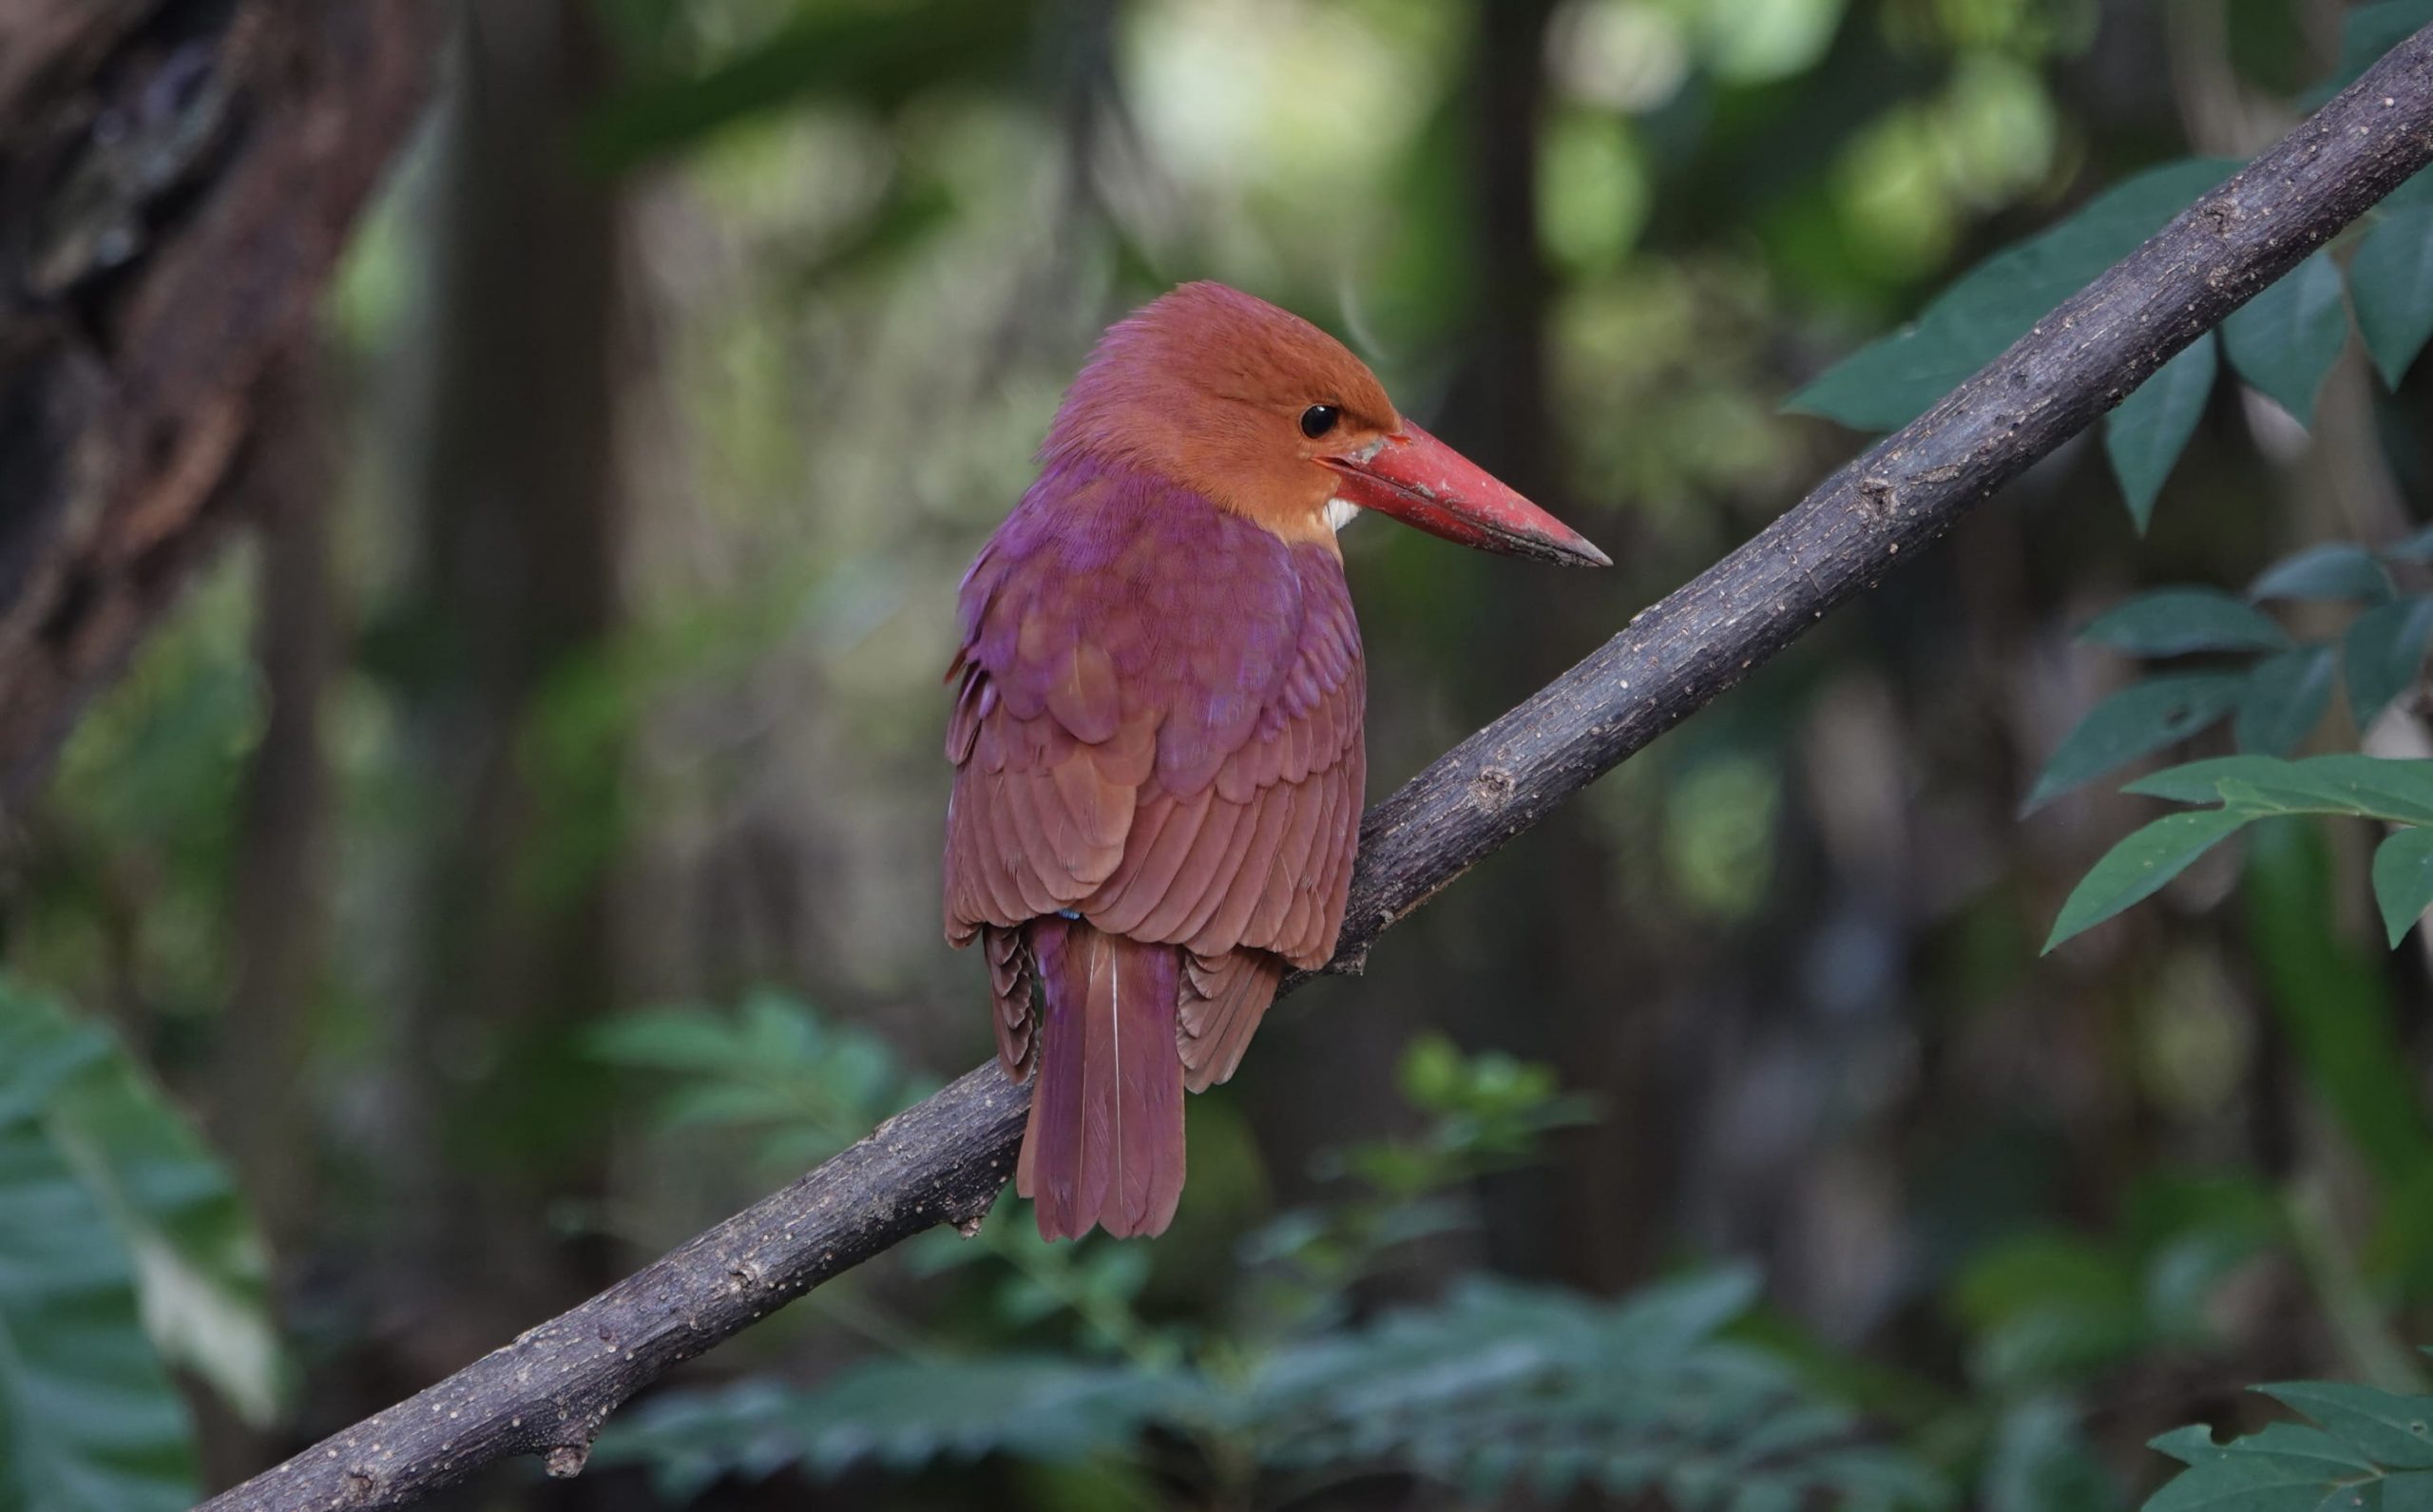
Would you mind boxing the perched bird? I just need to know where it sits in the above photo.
[944,282,1606,1240]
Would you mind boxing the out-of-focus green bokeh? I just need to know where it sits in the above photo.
[16,0,2433,1507]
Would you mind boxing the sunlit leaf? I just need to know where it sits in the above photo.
[2043,808,2250,952]
[2234,648,2335,756]
[2373,829,2433,947]
[2079,586,2287,657]
[2103,335,2218,532]
[2219,252,2348,426]
[2023,673,2248,813]
[2251,545,2395,604]
[2346,596,2433,728]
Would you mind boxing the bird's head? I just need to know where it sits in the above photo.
[1044,281,1608,567]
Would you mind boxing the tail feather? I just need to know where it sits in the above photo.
[1179,950,1283,1093]
[1016,918,1185,1239]
[984,926,1033,1076]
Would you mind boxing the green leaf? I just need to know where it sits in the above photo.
[600,1271,1948,1509]
[2220,252,2349,426]
[2235,649,2336,756]
[2043,808,2251,951]
[591,991,921,1158]
[44,1064,284,1426]
[2150,1426,2228,1468]
[588,1005,759,1074]
[2235,1423,2377,1472]
[0,981,281,1424]
[0,1001,107,1126]
[0,993,198,1512]
[2258,1382,2433,1469]
[2126,755,2433,824]
[2349,597,2433,729]
[2373,829,2433,947]
[2081,587,2289,657]
[1788,159,2240,431]
[2142,1435,2375,1512]
[2251,545,2396,605]
[597,1363,1180,1498]
[2353,200,2433,387]
[1954,1234,2147,1387]
[2024,673,2248,813]
[2124,756,2319,805]
[2142,1382,2433,1512]
[2104,335,2219,532]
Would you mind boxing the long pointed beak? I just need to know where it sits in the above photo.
[1320,420,1610,568]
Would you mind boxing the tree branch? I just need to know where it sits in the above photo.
[196,26,2433,1512]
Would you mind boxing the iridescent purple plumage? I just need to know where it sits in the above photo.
[943,454,1365,1239]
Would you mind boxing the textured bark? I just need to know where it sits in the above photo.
[0,0,440,809]
[194,23,2433,1512]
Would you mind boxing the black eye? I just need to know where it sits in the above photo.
[1299,404,1341,439]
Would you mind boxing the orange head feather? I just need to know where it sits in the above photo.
[1044,282,1610,568]
[1044,282,1400,545]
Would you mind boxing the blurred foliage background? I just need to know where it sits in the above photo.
[17,0,2433,1507]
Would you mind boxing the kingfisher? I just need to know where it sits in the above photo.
[944,282,1606,1239]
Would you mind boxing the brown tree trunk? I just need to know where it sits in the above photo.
[0,0,437,809]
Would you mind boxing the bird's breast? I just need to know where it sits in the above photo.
[960,457,1361,798]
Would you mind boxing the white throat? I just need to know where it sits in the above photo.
[1324,497,1362,534]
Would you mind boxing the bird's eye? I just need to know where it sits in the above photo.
[1299,404,1341,439]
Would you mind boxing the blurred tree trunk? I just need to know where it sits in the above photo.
[387,0,627,1352]
[192,354,340,1492]
[213,355,338,1247]
[0,0,434,810]
[1427,0,1681,1289]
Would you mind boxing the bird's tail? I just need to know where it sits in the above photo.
[1015,917,1185,1240]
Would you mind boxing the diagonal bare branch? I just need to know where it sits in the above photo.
[194,24,2433,1512]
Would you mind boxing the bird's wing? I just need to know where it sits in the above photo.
[1078,551,1362,969]
[943,470,1365,1073]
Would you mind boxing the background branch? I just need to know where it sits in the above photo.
[194,25,2433,1512]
